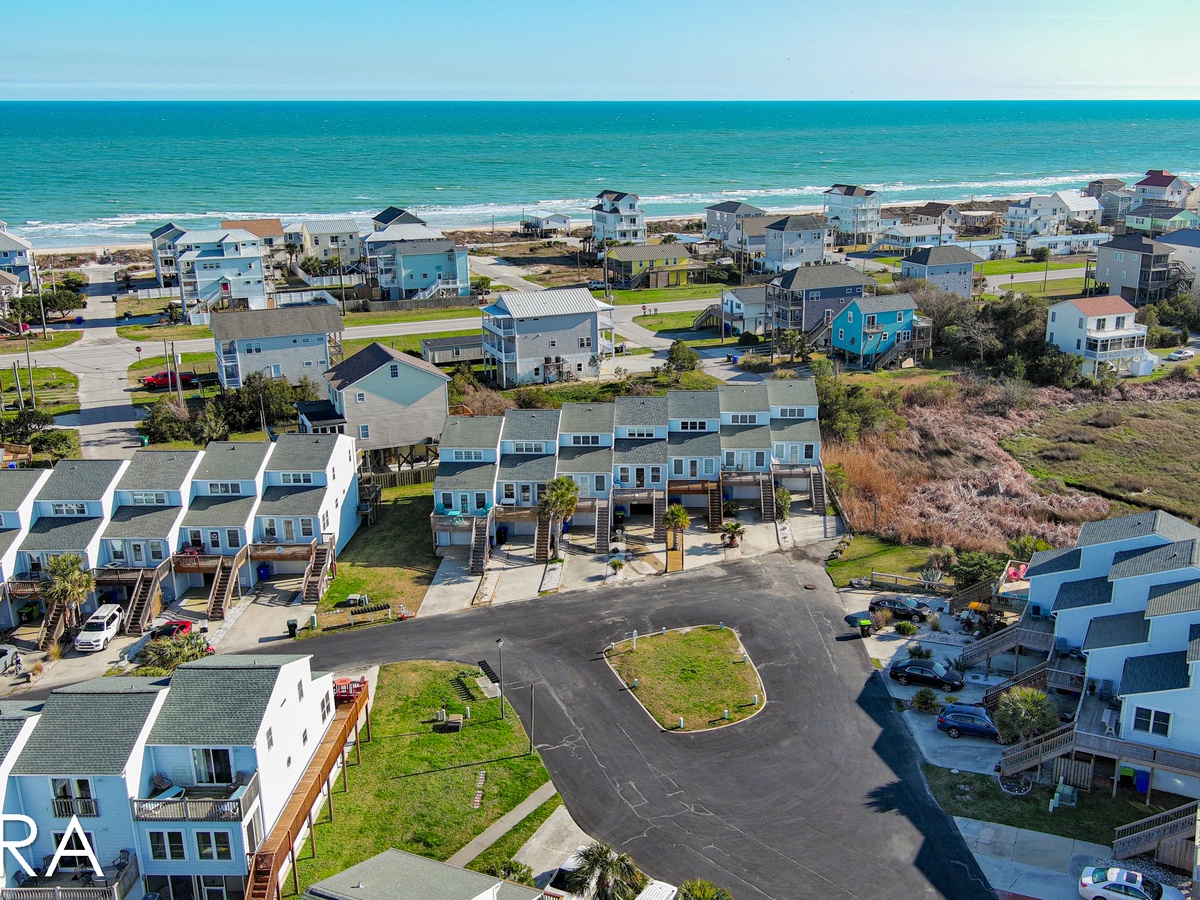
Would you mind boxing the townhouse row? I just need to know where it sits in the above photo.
[0,433,361,636]
[0,652,366,900]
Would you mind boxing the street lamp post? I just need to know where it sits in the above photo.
[496,638,505,720]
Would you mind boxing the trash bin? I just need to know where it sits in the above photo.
[858,619,872,638]
[256,563,272,581]
[496,524,508,546]
[140,435,150,447]
[287,619,298,638]
[1135,770,1151,793]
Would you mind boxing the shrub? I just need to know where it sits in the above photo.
[907,643,933,659]
[736,353,773,373]
[926,547,956,570]
[774,485,792,521]
[871,609,893,630]
[512,386,551,409]
[895,620,918,637]
[736,332,760,346]
[1085,408,1123,428]
[772,368,797,379]
[948,552,1006,588]
[911,688,940,712]
[1008,535,1052,561]
[928,613,943,633]
[1030,247,1051,262]
[1039,444,1081,461]
[901,381,957,408]
[723,499,740,518]
[1055,428,1096,444]
[1166,363,1195,381]
[993,686,1058,743]
[946,656,968,673]
[1114,476,1149,493]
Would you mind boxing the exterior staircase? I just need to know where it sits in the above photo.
[534,515,552,564]
[810,466,827,513]
[37,602,66,651]
[207,548,246,620]
[1113,802,1199,859]
[998,724,1077,775]
[594,499,611,553]
[981,660,1050,709]
[469,515,490,575]
[759,475,776,522]
[692,304,721,330]
[805,319,831,347]
[652,494,666,542]
[959,618,1055,668]
[869,339,909,372]
[124,560,172,635]
[303,540,333,604]
[707,485,722,532]
[949,578,995,615]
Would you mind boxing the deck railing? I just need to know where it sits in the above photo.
[132,772,260,822]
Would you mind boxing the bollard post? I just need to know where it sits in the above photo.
[633,678,639,688]
[754,694,759,706]
[679,717,684,729]
[724,709,729,720]
[632,629,638,650]
[719,621,724,630]
[743,653,748,663]
[610,642,615,652]
[465,707,470,719]
[661,626,666,636]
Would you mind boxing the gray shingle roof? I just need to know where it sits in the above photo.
[0,470,47,512]
[501,409,561,443]
[440,416,504,449]
[558,402,615,433]
[707,201,766,215]
[853,293,916,315]
[194,442,273,482]
[182,495,258,527]
[902,246,984,267]
[103,505,184,540]
[1083,610,1151,651]
[0,529,21,559]
[149,655,308,746]
[614,396,666,427]
[116,451,200,492]
[325,342,448,390]
[420,334,483,351]
[296,400,345,426]
[667,431,722,457]
[210,303,343,342]
[434,462,498,494]
[1099,234,1175,255]
[496,454,557,482]
[1189,624,1200,664]
[1051,576,1113,612]
[303,848,539,900]
[1110,540,1200,581]
[720,424,773,450]
[13,677,167,775]
[773,264,873,293]
[667,390,719,419]
[256,486,325,518]
[1145,580,1200,618]
[765,379,818,407]
[766,215,828,232]
[20,516,105,553]
[38,459,124,502]
[0,716,33,764]
[717,384,769,413]
[770,419,821,442]
[555,446,613,474]
[1078,511,1200,548]
[612,439,667,465]
[1119,651,1191,697]
[266,434,340,472]
[1025,547,1081,578]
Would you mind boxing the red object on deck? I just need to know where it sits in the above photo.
[334,677,366,703]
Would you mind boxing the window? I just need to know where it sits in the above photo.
[150,831,186,861]
[548,340,556,348]
[730,414,757,425]
[301,519,314,537]
[452,449,484,462]
[754,451,766,468]
[359,425,370,439]
[618,466,630,484]
[672,459,684,476]
[321,693,332,723]
[192,748,233,784]
[778,407,805,418]
[1078,317,1085,329]
[282,473,314,484]
[804,444,815,460]
[578,336,592,348]
[838,328,845,341]
[1133,707,1170,737]
[150,543,164,561]
[440,492,453,509]
[594,474,606,493]
[389,364,399,378]
[302,729,309,746]
[195,832,232,861]
[266,728,274,750]
[626,428,655,439]
[271,365,282,378]
[704,458,714,475]
[226,529,241,549]
[1048,332,1054,343]
[847,312,853,323]
[245,342,262,354]
[512,442,544,454]
[1076,338,1082,350]
[896,311,904,323]
[1113,251,1124,262]
[520,484,531,503]
[1095,317,1107,331]
[51,502,87,516]
[297,680,305,702]
[356,392,366,403]
[1049,310,1056,323]
[208,482,242,495]
[131,491,167,505]
[503,483,515,502]
[650,466,662,483]
[724,451,735,467]
[571,435,600,446]
[679,421,707,431]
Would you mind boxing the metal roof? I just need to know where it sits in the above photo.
[614,396,666,427]
[363,223,447,244]
[103,505,185,540]
[1159,228,1200,249]
[176,228,259,244]
[0,469,47,512]
[486,288,611,319]
[1145,580,1200,618]
[1051,576,1113,612]
[1082,610,1151,651]
[116,451,200,492]
[193,441,273,482]
[433,462,499,493]
[667,390,720,419]
[267,433,341,472]
[38,459,124,502]
[1077,511,1200,548]
[501,409,561,443]
[1119,651,1191,697]
[606,245,691,263]
[20,516,105,553]
[440,416,504,449]
[210,304,343,342]
[1109,540,1200,581]
[301,219,360,235]
[1189,624,1200,664]
[558,402,616,433]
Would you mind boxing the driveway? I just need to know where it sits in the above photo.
[291,549,994,899]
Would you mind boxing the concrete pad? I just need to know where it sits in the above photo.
[514,805,593,888]
[789,510,844,543]
[215,579,314,652]
[420,551,479,618]
[974,855,1083,900]
[901,710,1005,776]
[494,542,547,604]
[558,547,609,593]
[1013,830,1076,873]
[681,524,726,569]
[737,511,779,558]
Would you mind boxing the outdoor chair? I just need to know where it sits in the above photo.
[15,870,37,888]
[1098,679,1114,701]
[152,773,173,792]
[112,850,130,871]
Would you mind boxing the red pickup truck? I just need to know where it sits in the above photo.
[140,371,197,389]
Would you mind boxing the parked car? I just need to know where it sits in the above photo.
[149,620,192,641]
[0,644,19,673]
[543,846,588,900]
[888,658,965,691]
[586,280,606,290]
[937,702,1005,743]
[1166,348,1195,362]
[1078,865,1183,900]
[140,370,197,389]
[74,604,125,652]
[869,594,933,622]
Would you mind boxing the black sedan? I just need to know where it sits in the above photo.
[888,658,965,691]
[869,594,933,622]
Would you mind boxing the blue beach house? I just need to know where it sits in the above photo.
[829,293,930,370]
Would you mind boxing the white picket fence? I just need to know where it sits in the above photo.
[135,287,181,300]
[290,264,365,288]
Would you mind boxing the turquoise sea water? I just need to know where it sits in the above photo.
[3,100,1199,247]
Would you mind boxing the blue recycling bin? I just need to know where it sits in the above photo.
[1135,770,1151,793]
[257,563,272,581]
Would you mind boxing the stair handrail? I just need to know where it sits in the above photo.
[999,723,1076,774]
[1114,801,1199,844]
[982,659,1050,709]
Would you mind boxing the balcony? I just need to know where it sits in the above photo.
[482,345,517,363]
[171,550,224,573]
[0,852,140,900]
[52,797,99,818]
[482,318,515,337]
[132,771,260,823]
[249,540,316,561]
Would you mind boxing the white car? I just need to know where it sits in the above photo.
[0,645,18,673]
[1166,348,1195,361]
[586,280,606,290]
[543,846,587,899]
[1078,866,1183,900]
[74,604,124,652]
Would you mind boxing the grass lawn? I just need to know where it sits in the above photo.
[0,331,83,355]
[1,366,79,415]
[826,535,944,588]
[126,352,221,408]
[466,794,562,876]
[594,284,726,306]
[318,483,440,621]
[633,311,705,333]
[293,661,550,892]
[1005,277,1087,300]
[342,329,477,359]
[978,256,1084,276]
[923,765,1191,846]
[606,625,764,731]
[116,294,173,319]
[116,323,213,342]
[343,307,483,327]
[1000,399,1200,521]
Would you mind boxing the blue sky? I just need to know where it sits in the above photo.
[4,0,1199,100]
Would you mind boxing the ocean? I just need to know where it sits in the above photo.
[3,100,1199,248]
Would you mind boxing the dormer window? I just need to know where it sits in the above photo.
[52,503,87,516]
[730,414,757,425]
[452,450,484,462]
[512,442,544,454]
[131,491,167,505]
[1095,317,1107,331]
[208,482,241,495]
[281,473,313,485]
[571,435,600,446]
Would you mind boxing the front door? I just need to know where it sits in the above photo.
[131,543,145,564]
[208,531,221,550]
[283,520,295,542]
[689,460,698,478]
[635,467,646,488]
[789,445,800,464]
[737,452,750,470]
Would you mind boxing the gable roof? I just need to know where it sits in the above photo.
[373,206,425,226]
[614,396,666,427]
[1127,203,1193,220]
[1158,229,1200,249]
[486,288,611,318]
[765,214,827,232]
[707,201,766,215]
[1120,650,1191,696]
[1062,295,1137,318]
[325,342,448,391]
[826,184,876,197]
[773,263,874,292]
[1109,540,1200,581]
[852,293,916,315]
[1077,511,1200,547]
[1146,580,1200,618]
[363,223,448,245]
[420,334,482,351]
[723,285,766,306]
[267,433,341,472]
[1098,234,1174,255]
[557,402,616,433]
[193,441,273,481]
[38,459,124,502]
[439,416,504,449]
[1083,610,1151,651]
[0,270,19,288]
[149,222,180,240]
[116,450,200,492]
[210,304,343,342]
[607,244,691,263]
[0,469,48,512]
[1052,575,1113,612]
[103,504,185,540]
[1137,169,1185,188]
[302,219,360,235]
[501,409,560,443]
[176,228,258,245]
[902,246,983,267]
[1025,547,1081,578]
[13,677,166,775]
[220,218,284,239]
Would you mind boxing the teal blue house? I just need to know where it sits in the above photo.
[829,293,931,370]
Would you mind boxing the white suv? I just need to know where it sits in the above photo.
[74,604,124,652]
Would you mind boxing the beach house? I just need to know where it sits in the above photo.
[1123,204,1200,238]
[361,222,469,300]
[1132,170,1193,207]
[591,191,647,245]
[1157,229,1200,274]
[822,185,882,244]
[520,210,572,237]
[829,294,929,370]
[221,219,287,275]
[899,245,982,297]
[150,223,185,288]
[1025,233,1109,257]
[419,334,485,367]
[1002,194,1068,250]
[0,270,21,309]
[1085,177,1127,199]
[764,263,876,342]
[480,288,614,388]
[371,206,425,230]
[299,220,362,265]
[1091,234,1193,305]
[1100,189,1138,226]
[0,222,37,290]
[869,224,957,254]
[705,201,766,241]
[1045,295,1157,378]
[716,285,768,336]
[604,244,693,288]
[761,215,834,272]
[308,342,450,472]
[256,432,360,558]
[210,303,343,389]
[170,229,269,323]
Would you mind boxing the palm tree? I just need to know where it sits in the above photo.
[44,553,94,629]
[776,329,800,362]
[564,841,646,900]
[720,521,745,547]
[993,686,1059,744]
[539,476,579,555]
[678,880,734,900]
[660,233,679,244]
[284,242,301,265]
[135,633,213,675]
[663,503,691,552]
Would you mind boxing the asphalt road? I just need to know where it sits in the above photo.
[296,549,995,900]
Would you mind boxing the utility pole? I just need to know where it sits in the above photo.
[12,361,24,411]
[23,331,35,407]
[172,342,183,405]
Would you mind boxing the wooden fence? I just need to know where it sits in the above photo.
[367,295,479,313]
[360,467,437,489]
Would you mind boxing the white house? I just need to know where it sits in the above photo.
[870,224,957,254]
[1002,195,1066,249]
[1045,295,1157,378]
[520,209,572,237]
[591,191,646,245]
[480,288,614,387]
[719,285,768,336]
[170,229,269,323]
[705,201,766,241]
[211,303,343,389]
[257,432,360,555]
[299,220,362,265]
[822,184,882,244]
[761,215,833,272]
[1057,189,1103,227]
[150,223,185,288]
[1025,233,1108,256]
[1157,229,1200,274]
[0,468,53,628]
[1133,169,1193,207]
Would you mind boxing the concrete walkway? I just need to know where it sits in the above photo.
[515,805,593,888]
[445,780,558,867]
[955,816,1111,900]
[419,551,479,617]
